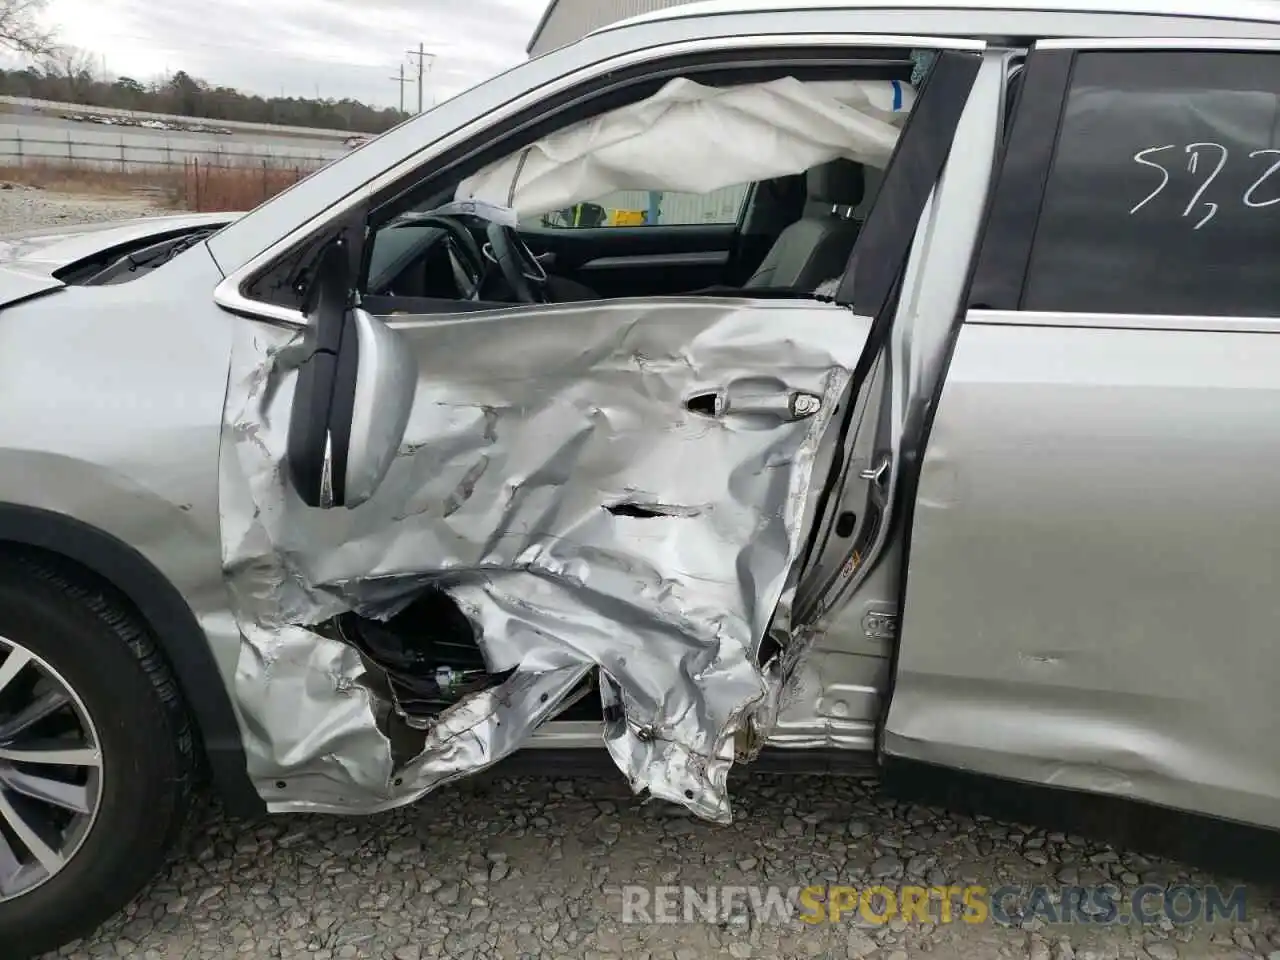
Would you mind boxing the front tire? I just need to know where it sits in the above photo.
[0,554,196,958]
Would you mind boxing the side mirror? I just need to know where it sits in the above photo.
[287,239,417,508]
[339,307,417,507]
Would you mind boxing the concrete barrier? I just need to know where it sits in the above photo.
[0,95,364,141]
[0,129,343,172]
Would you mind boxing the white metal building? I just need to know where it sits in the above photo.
[526,0,698,57]
[525,0,751,227]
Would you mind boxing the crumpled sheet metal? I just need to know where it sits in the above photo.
[220,298,862,821]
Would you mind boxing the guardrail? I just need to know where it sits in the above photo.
[0,133,342,173]
[0,95,363,140]
[0,137,334,211]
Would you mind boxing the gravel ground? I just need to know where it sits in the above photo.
[9,190,1280,960]
[41,773,1280,960]
[0,181,168,227]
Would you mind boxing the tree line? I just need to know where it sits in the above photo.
[0,59,411,133]
[0,0,410,133]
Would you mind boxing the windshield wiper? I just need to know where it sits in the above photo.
[83,229,215,286]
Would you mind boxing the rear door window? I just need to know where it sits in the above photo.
[1022,51,1280,317]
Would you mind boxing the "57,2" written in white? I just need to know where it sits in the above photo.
[1129,142,1280,229]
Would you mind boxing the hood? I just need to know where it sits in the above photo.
[0,211,242,306]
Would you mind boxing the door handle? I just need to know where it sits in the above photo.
[685,388,823,421]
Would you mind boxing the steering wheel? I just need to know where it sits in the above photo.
[393,214,486,300]
[485,222,548,304]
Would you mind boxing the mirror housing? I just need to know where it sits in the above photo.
[342,308,416,507]
[286,234,416,508]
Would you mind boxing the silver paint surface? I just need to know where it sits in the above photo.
[221,297,868,820]
[888,312,1280,830]
[343,309,419,508]
[0,2,1274,839]
[0,240,247,705]
[770,50,1005,752]
[0,212,235,305]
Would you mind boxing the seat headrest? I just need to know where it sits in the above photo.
[805,159,866,206]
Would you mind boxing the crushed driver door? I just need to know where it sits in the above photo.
[217,50,984,822]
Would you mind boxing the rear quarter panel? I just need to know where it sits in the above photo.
[887,311,1280,829]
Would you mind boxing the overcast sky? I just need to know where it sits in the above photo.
[21,0,545,109]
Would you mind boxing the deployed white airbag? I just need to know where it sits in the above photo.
[455,76,914,219]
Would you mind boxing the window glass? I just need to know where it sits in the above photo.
[523,185,751,229]
[1024,51,1280,317]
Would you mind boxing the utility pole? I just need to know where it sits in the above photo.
[389,63,411,114]
[406,43,435,114]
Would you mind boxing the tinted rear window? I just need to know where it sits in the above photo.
[1024,51,1280,317]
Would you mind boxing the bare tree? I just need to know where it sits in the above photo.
[52,47,95,99]
[0,0,57,58]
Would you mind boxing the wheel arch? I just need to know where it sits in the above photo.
[0,502,264,817]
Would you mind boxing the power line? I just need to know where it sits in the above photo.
[406,43,436,114]
[389,63,412,114]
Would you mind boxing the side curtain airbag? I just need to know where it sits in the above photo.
[455,76,914,219]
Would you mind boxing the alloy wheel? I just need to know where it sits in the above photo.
[0,635,103,901]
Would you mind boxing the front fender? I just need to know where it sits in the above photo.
[0,248,259,813]
[0,497,262,816]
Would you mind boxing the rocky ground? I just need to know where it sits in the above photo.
[0,180,168,227]
[39,772,1280,960]
[7,189,1279,960]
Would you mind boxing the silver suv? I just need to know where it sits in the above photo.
[4,1,1280,954]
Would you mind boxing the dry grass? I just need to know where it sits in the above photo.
[0,158,319,212]
[0,162,156,198]
[178,158,314,211]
